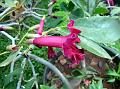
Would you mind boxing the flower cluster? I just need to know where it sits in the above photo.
[29,17,84,67]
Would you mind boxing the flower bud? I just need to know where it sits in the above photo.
[6,45,19,52]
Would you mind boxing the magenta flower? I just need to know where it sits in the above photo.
[52,0,57,3]
[106,0,114,6]
[29,19,84,66]
[0,27,4,31]
[37,16,45,35]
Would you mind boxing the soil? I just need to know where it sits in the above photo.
[44,51,118,89]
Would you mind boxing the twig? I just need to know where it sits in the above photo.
[0,22,19,26]
[0,31,16,45]
[10,55,22,81]
[22,23,30,29]
[0,7,12,18]
[0,51,10,56]
[28,58,39,89]
[32,8,47,11]
[16,58,27,89]
[28,53,73,89]
[27,14,41,20]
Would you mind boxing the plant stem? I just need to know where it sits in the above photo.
[10,55,22,81]
[0,22,19,26]
[0,7,12,18]
[16,58,27,89]
[0,31,16,45]
[0,51,10,56]
[28,58,39,89]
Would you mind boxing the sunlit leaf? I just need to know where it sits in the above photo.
[22,78,35,89]
[111,7,120,16]
[75,16,120,43]
[93,7,109,14]
[0,51,19,67]
[5,0,16,7]
[40,85,56,89]
[78,36,112,59]
[107,78,115,82]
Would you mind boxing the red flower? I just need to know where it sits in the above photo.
[106,0,114,6]
[0,27,4,31]
[29,19,84,66]
[37,16,45,35]
[48,47,57,59]
[84,79,91,86]
[52,0,57,3]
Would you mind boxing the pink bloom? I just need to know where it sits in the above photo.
[48,47,56,59]
[31,20,84,66]
[52,0,57,3]
[106,0,114,6]
[84,79,91,86]
[37,16,45,35]
[0,27,4,31]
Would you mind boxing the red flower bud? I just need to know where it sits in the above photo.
[37,16,45,35]
[106,0,114,6]
[0,27,4,31]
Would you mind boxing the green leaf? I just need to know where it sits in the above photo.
[89,80,97,89]
[89,79,105,89]
[40,85,56,89]
[93,7,109,15]
[4,68,22,86]
[107,70,120,77]
[60,2,68,11]
[78,36,112,59]
[40,85,49,89]
[4,80,17,89]
[97,79,103,89]
[111,7,120,16]
[5,0,16,7]
[53,11,69,17]
[107,78,115,82]
[0,51,19,67]
[75,16,120,43]
[67,1,75,11]
[70,0,87,10]
[70,8,84,19]
[45,17,62,29]
[0,2,4,6]
[22,78,35,89]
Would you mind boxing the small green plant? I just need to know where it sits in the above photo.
[89,79,107,89]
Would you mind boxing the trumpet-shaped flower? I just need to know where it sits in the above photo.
[30,19,84,66]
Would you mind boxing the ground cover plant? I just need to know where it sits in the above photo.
[0,0,120,89]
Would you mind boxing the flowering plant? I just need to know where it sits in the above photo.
[28,17,85,67]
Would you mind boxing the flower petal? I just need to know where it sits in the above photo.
[67,20,74,28]
[62,34,84,66]
[48,47,56,59]
[67,20,81,35]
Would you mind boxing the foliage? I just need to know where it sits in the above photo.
[0,0,120,89]
[89,79,106,89]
